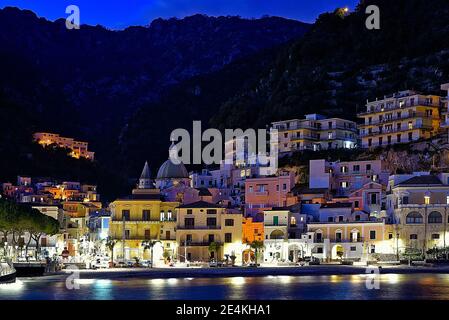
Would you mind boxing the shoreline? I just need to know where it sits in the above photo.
[37,265,449,280]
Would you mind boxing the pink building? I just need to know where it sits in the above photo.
[309,159,389,197]
[244,171,297,216]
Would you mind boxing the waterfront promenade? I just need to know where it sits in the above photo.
[46,264,449,280]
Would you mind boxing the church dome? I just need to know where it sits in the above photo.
[156,159,189,179]
[157,141,189,180]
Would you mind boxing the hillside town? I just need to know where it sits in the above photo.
[2,83,449,270]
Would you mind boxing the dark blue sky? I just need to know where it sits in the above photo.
[0,0,359,29]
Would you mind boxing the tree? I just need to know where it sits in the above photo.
[141,240,161,268]
[250,241,264,266]
[208,241,221,261]
[105,237,117,267]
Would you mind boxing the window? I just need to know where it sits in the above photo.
[144,229,151,240]
[368,139,372,147]
[283,183,287,191]
[316,233,322,242]
[432,234,440,240]
[354,201,359,208]
[160,211,165,221]
[406,212,423,224]
[208,234,215,243]
[366,164,371,171]
[388,233,393,239]
[207,217,217,227]
[167,210,172,221]
[335,232,342,242]
[273,216,279,226]
[207,209,217,215]
[225,233,232,243]
[187,209,193,215]
[184,218,195,227]
[249,186,253,193]
[410,234,418,240]
[290,216,296,226]
[340,166,348,173]
[124,230,130,239]
[340,181,349,188]
[142,210,151,221]
[350,246,356,252]
[225,219,234,226]
[122,210,130,221]
[408,132,413,141]
[428,211,442,224]
[328,217,333,222]
[328,132,333,139]
[402,196,409,205]
[378,137,382,145]
[186,234,192,243]
[424,195,430,205]
[317,247,323,254]
[355,215,360,221]
[353,165,360,172]
[370,230,376,240]
[397,134,401,143]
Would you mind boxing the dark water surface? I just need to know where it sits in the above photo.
[1,273,449,300]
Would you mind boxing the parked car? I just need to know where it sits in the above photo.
[89,256,110,269]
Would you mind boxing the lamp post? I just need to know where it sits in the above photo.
[396,232,400,262]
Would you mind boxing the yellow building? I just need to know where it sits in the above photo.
[33,132,95,160]
[176,201,243,264]
[109,162,179,263]
[358,90,442,148]
[307,221,395,261]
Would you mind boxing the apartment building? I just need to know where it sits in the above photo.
[33,132,95,160]
[358,90,442,148]
[176,201,242,263]
[271,114,358,153]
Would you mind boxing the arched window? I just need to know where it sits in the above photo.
[406,212,423,224]
[428,211,442,224]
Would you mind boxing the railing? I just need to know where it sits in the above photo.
[180,241,224,246]
[360,123,433,137]
[359,113,435,127]
[359,98,440,115]
[177,226,221,230]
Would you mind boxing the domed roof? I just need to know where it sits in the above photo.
[156,159,189,179]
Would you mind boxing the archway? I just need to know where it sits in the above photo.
[331,244,344,260]
[270,230,285,240]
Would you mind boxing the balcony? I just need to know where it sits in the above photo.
[359,113,436,127]
[358,98,440,116]
[180,241,223,247]
[264,223,288,227]
[360,123,433,138]
[177,225,221,230]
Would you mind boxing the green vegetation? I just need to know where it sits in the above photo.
[0,199,59,259]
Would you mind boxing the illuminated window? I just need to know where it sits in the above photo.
[340,181,349,188]
[290,217,296,225]
[408,121,413,130]
[424,195,430,204]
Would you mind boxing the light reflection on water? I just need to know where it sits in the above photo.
[1,274,449,300]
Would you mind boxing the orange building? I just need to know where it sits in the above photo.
[244,171,297,216]
[242,217,264,244]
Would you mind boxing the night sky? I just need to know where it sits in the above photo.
[0,0,359,29]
